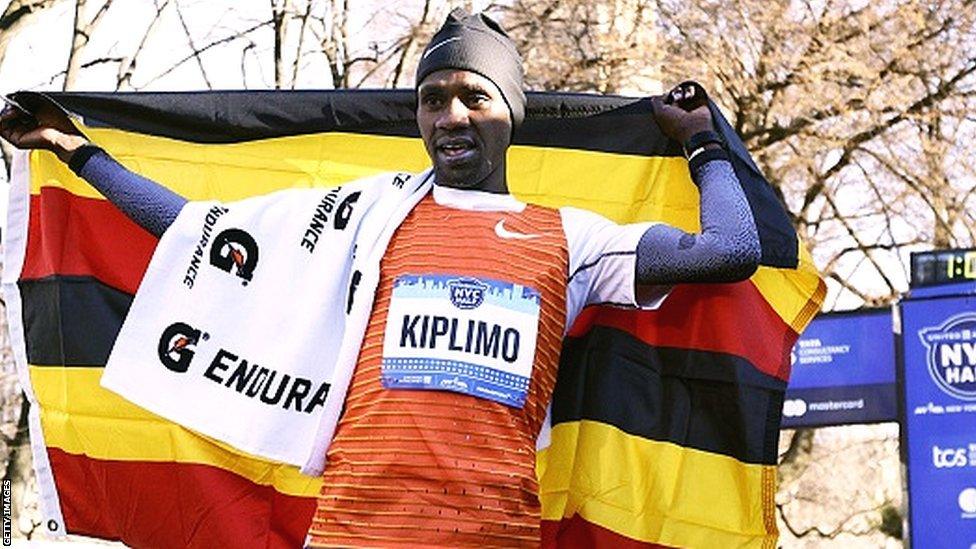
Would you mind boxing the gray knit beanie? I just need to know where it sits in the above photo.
[416,8,526,128]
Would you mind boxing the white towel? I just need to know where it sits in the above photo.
[101,170,433,474]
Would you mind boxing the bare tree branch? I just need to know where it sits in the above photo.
[116,0,170,90]
[240,39,257,89]
[139,19,273,88]
[64,0,114,90]
[44,55,124,86]
[0,0,66,67]
[0,0,68,176]
[172,0,213,89]
[389,0,432,88]
[289,0,313,89]
[777,500,893,539]
[271,0,293,89]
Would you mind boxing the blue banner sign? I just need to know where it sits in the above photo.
[781,309,896,428]
[901,295,976,548]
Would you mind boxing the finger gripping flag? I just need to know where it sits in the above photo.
[2,90,824,548]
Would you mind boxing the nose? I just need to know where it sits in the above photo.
[435,97,470,130]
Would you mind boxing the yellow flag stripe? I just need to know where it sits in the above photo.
[537,420,777,548]
[33,126,700,228]
[751,242,826,333]
[30,366,323,498]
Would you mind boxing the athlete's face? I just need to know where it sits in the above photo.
[417,69,512,193]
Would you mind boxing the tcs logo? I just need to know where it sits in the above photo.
[933,445,968,468]
[932,444,976,469]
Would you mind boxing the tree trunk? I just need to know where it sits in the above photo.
[63,0,88,91]
[272,0,292,89]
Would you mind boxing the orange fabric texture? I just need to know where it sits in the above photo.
[307,195,569,548]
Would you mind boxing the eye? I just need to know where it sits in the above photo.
[465,91,491,108]
[420,92,444,109]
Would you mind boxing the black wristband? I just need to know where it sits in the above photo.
[67,144,104,175]
[682,130,723,158]
[688,147,731,174]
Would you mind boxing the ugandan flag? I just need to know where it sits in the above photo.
[3,90,824,548]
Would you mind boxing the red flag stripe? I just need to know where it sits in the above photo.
[542,515,675,549]
[48,448,314,549]
[23,188,156,295]
[568,282,798,381]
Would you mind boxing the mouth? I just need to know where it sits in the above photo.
[435,136,478,164]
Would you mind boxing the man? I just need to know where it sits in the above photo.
[1,9,760,547]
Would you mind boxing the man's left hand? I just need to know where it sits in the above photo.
[651,82,715,145]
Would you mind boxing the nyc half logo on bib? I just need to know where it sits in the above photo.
[381,274,541,408]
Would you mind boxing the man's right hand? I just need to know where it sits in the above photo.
[0,96,88,163]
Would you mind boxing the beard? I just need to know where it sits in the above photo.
[434,155,495,189]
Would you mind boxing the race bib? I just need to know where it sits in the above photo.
[381,274,541,407]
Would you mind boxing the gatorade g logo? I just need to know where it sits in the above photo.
[158,322,202,373]
[919,312,976,401]
[334,191,361,230]
[210,228,259,284]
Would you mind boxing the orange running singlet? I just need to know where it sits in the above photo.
[307,192,569,547]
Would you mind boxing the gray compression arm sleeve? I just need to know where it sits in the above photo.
[69,146,187,238]
[635,159,761,284]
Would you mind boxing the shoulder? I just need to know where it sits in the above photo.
[558,205,614,228]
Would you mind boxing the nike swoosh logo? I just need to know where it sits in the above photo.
[423,36,463,59]
[495,220,540,240]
